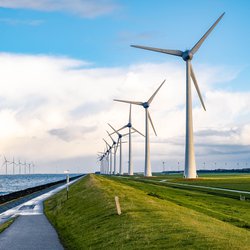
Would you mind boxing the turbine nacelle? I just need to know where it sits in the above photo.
[182,50,193,61]
[142,102,149,109]
[127,122,132,128]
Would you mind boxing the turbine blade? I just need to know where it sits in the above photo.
[114,99,143,106]
[129,104,132,123]
[117,125,128,133]
[108,123,119,136]
[106,130,115,142]
[148,79,166,104]
[190,63,206,111]
[131,45,183,57]
[148,112,157,136]
[191,12,225,55]
[131,127,145,137]
[122,131,136,137]
[103,139,111,148]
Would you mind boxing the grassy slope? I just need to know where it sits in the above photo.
[45,174,250,250]
[109,176,250,229]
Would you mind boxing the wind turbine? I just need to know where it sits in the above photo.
[2,156,9,175]
[131,13,225,178]
[11,157,16,175]
[18,159,22,175]
[23,160,27,174]
[111,104,144,176]
[114,80,165,177]
[32,162,35,174]
[103,139,112,174]
[106,131,117,174]
[108,123,128,175]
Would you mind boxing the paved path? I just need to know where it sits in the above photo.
[0,214,63,250]
[0,176,84,250]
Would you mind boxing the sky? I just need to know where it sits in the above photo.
[0,0,250,174]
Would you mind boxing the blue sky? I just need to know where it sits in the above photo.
[1,0,250,91]
[0,0,250,173]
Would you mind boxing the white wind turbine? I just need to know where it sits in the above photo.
[106,131,117,174]
[108,123,135,175]
[131,13,225,178]
[111,104,144,176]
[2,156,9,175]
[103,139,112,174]
[11,157,16,175]
[114,80,165,177]
[18,159,22,175]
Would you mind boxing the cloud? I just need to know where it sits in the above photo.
[49,125,97,142]
[0,0,119,18]
[0,52,249,173]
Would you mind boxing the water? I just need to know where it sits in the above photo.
[0,174,78,195]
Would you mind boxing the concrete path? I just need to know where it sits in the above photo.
[0,176,84,250]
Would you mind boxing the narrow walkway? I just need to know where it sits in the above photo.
[0,176,84,250]
[0,214,63,250]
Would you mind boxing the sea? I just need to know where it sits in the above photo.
[0,174,78,195]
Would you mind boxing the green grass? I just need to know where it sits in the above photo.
[45,174,250,249]
[0,218,15,234]
[108,176,250,230]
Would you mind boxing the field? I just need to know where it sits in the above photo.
[45,173,250,249]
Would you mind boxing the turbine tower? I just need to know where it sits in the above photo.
[114,80,165,177]
[131,13,225,178]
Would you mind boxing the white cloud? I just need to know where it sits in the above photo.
[0,52,249,174]
[0,0,118,18]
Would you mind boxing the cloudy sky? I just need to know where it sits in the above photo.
[0,0,250,174]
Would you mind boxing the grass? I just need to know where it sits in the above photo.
[45,174,250,249]
[0,218,15,234]
[108,176,250,230]
[151,173,250,192]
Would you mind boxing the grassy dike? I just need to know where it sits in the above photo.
[44,174,250,249]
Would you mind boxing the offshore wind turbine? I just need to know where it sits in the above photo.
[11,157,16,175]
[2,156,9,175]
[18,159,22,175]
[131,13,225,178]
[114,80,165,177]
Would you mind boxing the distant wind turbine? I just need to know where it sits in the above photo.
[2,156,9,175]
[111,104,144,176]
[106,131,117,174]
[18,160,22,175]
[11,157,16,175]
[108,123,133,175]
[103,139,112,174]
[114,80,165,176]
[131,13,225,178]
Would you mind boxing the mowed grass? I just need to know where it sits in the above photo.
[151,173,250,192]
[109,176,250,230]
[45,174,250,249]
